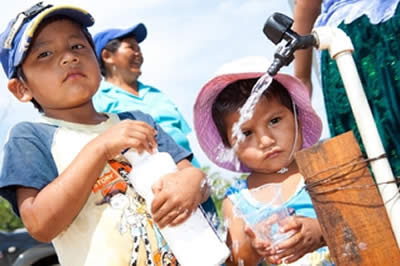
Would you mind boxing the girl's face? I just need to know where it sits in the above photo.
[225,96,302,174]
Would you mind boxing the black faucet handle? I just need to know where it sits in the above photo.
[263,13,294,44]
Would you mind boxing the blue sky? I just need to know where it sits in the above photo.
[0,0,329,175]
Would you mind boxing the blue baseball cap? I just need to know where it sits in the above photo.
[0,2,95,79]
[93,23,147,59]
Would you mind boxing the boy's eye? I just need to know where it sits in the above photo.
[37,51,52,59]
[72,44,85,50]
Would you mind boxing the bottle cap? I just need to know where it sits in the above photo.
[123,149,152,165]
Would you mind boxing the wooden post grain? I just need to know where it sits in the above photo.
[294,131,400,265]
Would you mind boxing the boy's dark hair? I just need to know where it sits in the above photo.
[98,39,122,77]
[15,15,96,113]
[211,78,293,147]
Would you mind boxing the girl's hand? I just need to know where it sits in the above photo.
[244,225,275,258]
[151,161,205,228]
[268,216,325,264]
[95,120,158,160]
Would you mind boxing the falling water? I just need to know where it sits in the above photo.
[211,71,273,256]
[232,72,273,151]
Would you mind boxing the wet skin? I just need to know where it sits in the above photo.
[224,96,302,178]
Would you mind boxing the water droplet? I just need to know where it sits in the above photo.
[358,242,367,250]
[233,240,240,253]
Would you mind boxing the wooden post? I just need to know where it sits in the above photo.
[294,131,400,265]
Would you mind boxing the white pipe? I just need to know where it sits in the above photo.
[312,26,400,248]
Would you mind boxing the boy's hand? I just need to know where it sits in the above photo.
[266,216,325,264]
[96,120,158,160]
[150,164,205,228]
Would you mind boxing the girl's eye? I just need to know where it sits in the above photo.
[243,130,252,137]
[269,117,281,126]
[37,51,51,59]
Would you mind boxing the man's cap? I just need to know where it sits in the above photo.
[0,2,95,79]
[93,23,147,59]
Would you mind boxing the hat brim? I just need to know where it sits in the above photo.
[113,23,147,44]
[13,5,94,73]
[24,5,94,40]
[194,72,322,173]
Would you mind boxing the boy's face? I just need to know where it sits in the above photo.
[11,19,100,117]
[224,96,302,174]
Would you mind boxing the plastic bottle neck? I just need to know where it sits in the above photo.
[124,149,154,165]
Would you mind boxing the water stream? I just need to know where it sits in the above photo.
[211,72,274,260]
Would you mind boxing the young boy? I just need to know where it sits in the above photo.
[0,3,208,266]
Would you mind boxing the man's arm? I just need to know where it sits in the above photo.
[292,0,322,94]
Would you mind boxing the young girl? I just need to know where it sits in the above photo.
[194,56,334,265]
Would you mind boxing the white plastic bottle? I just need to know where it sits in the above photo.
[124,149,230,266]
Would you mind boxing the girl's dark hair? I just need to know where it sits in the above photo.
[15,15,96,113]
[211,78,293,147]
[98,39,122,77]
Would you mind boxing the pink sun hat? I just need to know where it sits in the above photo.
[193,56,323,173]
